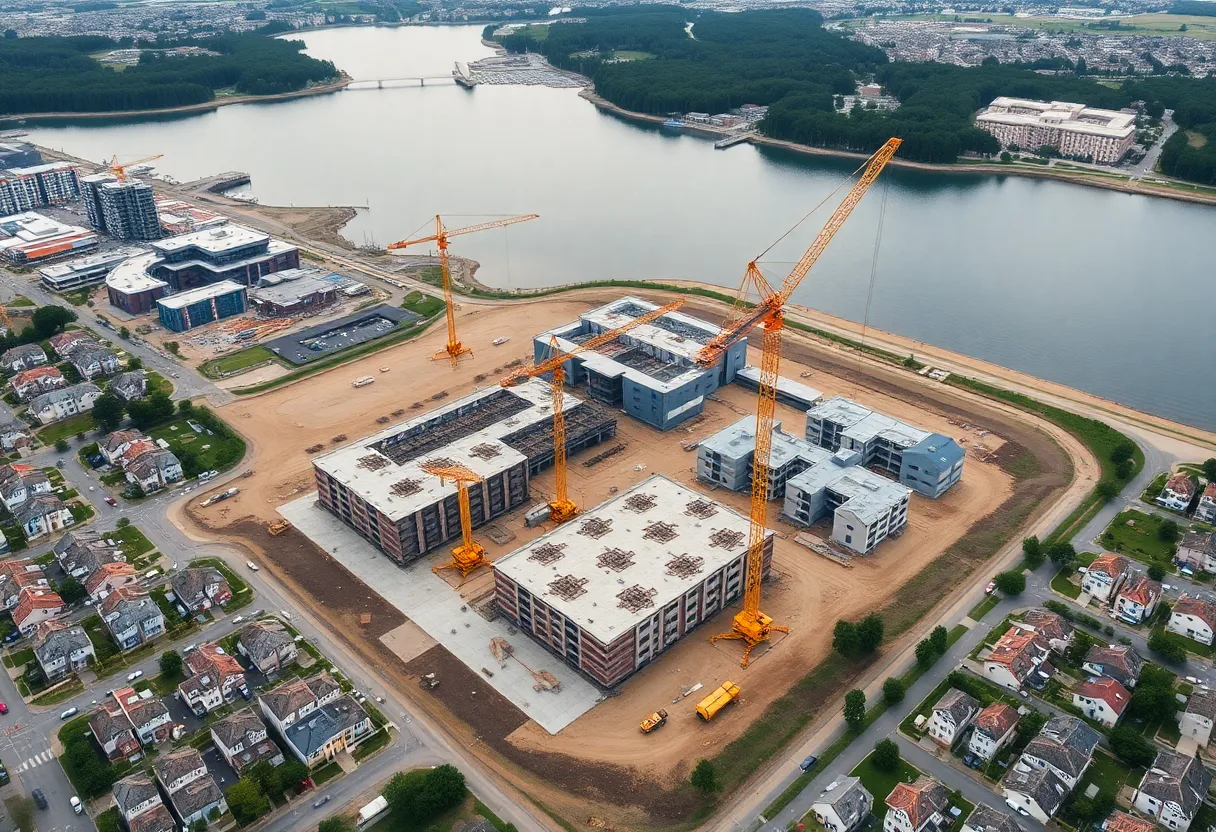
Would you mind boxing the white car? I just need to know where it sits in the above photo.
[127,670,144,682]
[60,707,78,720]
[246,561,259,572]
[232,616,244,625]
[70,796,83,815]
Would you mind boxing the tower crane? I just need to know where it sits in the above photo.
[500,299,685,524]
[702,137,902,667]
[419,460,489,580]
[387,214,539,366]
[106,154,164,182]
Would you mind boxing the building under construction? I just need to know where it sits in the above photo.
[494,474,772,687]
[312,379,616,565]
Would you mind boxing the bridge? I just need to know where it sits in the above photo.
[345,62,478,91]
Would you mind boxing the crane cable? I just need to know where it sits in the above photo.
[753,156,873,265]
[856,176,890,391]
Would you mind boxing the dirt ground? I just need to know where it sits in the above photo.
[178,292,1082,828]
[255,206,358,251]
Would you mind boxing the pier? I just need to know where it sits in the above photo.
[714,133,753,150]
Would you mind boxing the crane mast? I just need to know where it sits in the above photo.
[419,461,489,581]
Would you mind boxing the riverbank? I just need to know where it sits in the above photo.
[578,89,1216,207]
[0,72,352,124]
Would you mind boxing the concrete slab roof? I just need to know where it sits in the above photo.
[809,395,931,449]
[699,416,832,470]
[787,460,911,524]
[156,280,246,309]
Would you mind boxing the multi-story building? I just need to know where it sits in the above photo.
[1178,532,1216,575]
[1001,762,1069,822]
[91,701,141,761]
[976,98,1136,165]
[110,370,148,402]
[155,748,227,829]
[968,703,1019,762]
[70,345,121,380]
[99,179,161,242]
[734,365,823,410]
[1113,575,1161,625]
[155,199,227,236]
[0,559,48,610]
[104,252,168,314]
[100,586,165,649]
[85,561,138,603]
[156,280,247,332]
[210,709,284,774]
[312,379,615,565]
[0,464,53,511]
[13,587,64,635]
[39,246,147,293]
[0,170,38,215]
[11,366,65,401]
[983,627,1052,691]
[1157,473,1196,513]
[149,224,298,291]
[927,688,979,747]
[811,777,873,832]
[0,344,47,375]
[1195,484,1216,525]
[0,211,97,265]
[0,163,79,212]
[782,460,911,555]
[1014,609,1074,654]
[494,475,771,687]
[112,685,172,745]
[238,620,298,675]
[280,694,372,766]
[15,494,74,540]
[247,268,340,317]
[169,567,232,614]
[54,530,124,581]
[961,806,1023,832]
[259,672,342,734]
[1020,716,1100,788]
[1105,812,1156,832]
[0,420,30,451]
[125,448,184,493]
[804,396,964,498]
[1081,553,1130,603]
[697,417,830,499]
[178,644,247,715]
[1082,644,1143,689]
[534,296,747,431]
[1169,595,1216,646]
[1133,750,1211,832]
[80,172,116,232]
[1072,677,1130,727]
[31,619,93,682]
[113,773,164,824]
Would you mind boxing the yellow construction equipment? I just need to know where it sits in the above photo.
[702,137,902,668]
[419,460,490,580]
[0,305,11,334]
[500,299,685,523]
[695,681,741,721]
[106,154,164,182]
[387,214,539,366]
[639,709,668,734]
[267,520,291,536]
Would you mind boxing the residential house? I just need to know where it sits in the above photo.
[100,586,165,649]
[54,530,124,580]
[1179,689,1216,747]
[101,429,147,465]
[1081,644,1143,689]
[90,701,140,761]
[28,382,101,424]
[31,620,93,682]
[169,567,231,614]
[259,671,342,734]
[0,343,47,374]
[1072,677,1130,727]
[16,494,74,540]
[1177,533,1216,575]
[961,805,1022,832]
[927,689,980,748]
[1157,474,1196,513]
[1104,811,1157,832]
[1020,716,1101,787]
[1114,575,1162,625]
[0,464,52,511]
[11,365,64,401]
[983,627,1053,691]
[1196,484,1216,525]
[811,777,873,832]
[0,420,31,451]
[210,709,284,774]
[0,558,47,610]
[883,777,949,832]
[113,772,163,823]
[119,439,159,470]
[178,644,247,715]
[129,806,176,832]
[1133,750,1212,832]
[1168,595,1216,646]
[1001,761,1070,822]
[968,703,1020,762]
[84,561,138,602]
[126,449,183,492]
[48,330,99,358]
[281,693,372,766]
[110,369,147,402]
[1082,554,1131,603]
[12,587,63,634]
[238,620,299,675]
[70,345,120,380]
[153,747,207,795]
[165,773,227,828]
[1015,609,1074,654]
[112,686,172,744]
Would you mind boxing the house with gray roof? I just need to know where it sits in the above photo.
[1181,689,1216,747]
[153,747,207,795]
[281,694,372,766]
[113,772,163,823]
[0,464,52,511]
[16,494,73,540]
[166,773,227,828]
[0,420,31,451]
[126,448,183,492]
[70,344,120,380]
[55,530,124,580]
[927,689,980,747]
[811,776,873,832]
[0,344,46,375]
[31,619,93,682]
[170,567,232,614]
[100,586,164,649]
[1020,715,1101,787]
[1001,760,1070,822]
[238,620,298,675]
[129,805,176,832]
[258,671,341,733]
[1082,644,1144,689]
[28,382,101,425]
[961,805,1022,832]
[1133,750,1211,832]
[89,701,140,761]
[210,708,284,773]
[110,369,147,402]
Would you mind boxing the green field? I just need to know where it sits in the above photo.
[112,524,155,557]
[1099,509,1179,564]
[149,418,245,475]
[199,345,278,378]
[850,754,921,820]
[400,291,445,318]
[610,50,655,61]
[852,11,1216,38]
[36,412,96,445]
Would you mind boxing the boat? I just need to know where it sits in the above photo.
[662,119,686,128]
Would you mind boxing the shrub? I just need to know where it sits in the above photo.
[994,571,1025,595]
[844,689,866,730]
[873,738,901,772]
[691,759,719,793]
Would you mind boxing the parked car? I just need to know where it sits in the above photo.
[0,765,9,785]
[70,796,83,815]
[313,796,331,809]
[3,631,22,644]
[127,670,144,682]
[985,581,996,595]
[246,561,259,572]
[31,789,46,810]
[60,707,78,720]
[799,754,818,772]
[0,702,8,715]
[232,616,244,625]
[104,496,117,507]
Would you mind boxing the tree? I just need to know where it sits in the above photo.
[54,438,70,452]
[883,676,906,705]
[1132,664,1182,721]
[1203,458,1216,482]
[994,570,1025,595]
[116,517,130,528]
[1047,541,1075,566]
[226,777,271,825]
[1110,440,1136,465]
[872,738,901,772]
[1158,520,1180,543]
[165,341,180,355]
[277,761,309,793]
[178,399,195,416]
[56,577,86,605]
[857,613,884,654]
[915,639,935,669]
[119,326,130,339]
[1022,536,1043,568]
[127,357,143,370]
[833,619,859,657]
[31,305,76,338]
[417,764,467,816]
[1000,151,1012,162]
[1109,726,1156,768]
[1148,562,1166,581]
[319,819,352,832]
[250,759,283,799]
[3,29,17,39]
[1096,480,1119,502]
[190,819,208,832]
[1066,630,1095,668]
[91,392,125,433]
[127,391,174,429]
[929,625,949,655]
[691,759,719,793]
[1014,710,1048,749]
[844,689,866,730]
[1180,23,1189,31]
[384,770,428,816]
[1071,796,1096,823]
[159,649,183,678]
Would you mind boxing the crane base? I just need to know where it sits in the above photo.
[548,499,578,524]
[709,610,789,667]
[432,342,473,366]
[432,542,489,581]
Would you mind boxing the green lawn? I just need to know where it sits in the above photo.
[1099,509,1179,564]
[850,753,921,820]
[310,760,342,785]
[1063,751,1140,824]
[112,524,155,557]
[35,412,96,445]
[149,418,245,476]
[2,647,33,669]
[400,291,445,318]
[352,727,393,761]
[968,595,999,621]
[199,345,278,378]
[1052,571,1081,598]
[81,614,120,663]
[610,50,655,60]
[145,371,173,397]
[31,677,84,706]
[1141,472,1169,504]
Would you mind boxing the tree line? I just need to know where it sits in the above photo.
[0,30,337,115]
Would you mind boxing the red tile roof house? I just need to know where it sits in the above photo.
[983,627,1053,691]
[1082,644,1144,689]
[1168,595,1216,646]
[1157,473,1197,513]
[1196,483,1216,525]
[10,365,64,401]
[84,561,138,603]
[48,330,99,358]
[1113,575,1162,625]
[1081,553,1131,604]
[178,644,247,715]
[101,429,148,466]
[883,777,950,832]
[1072,677,1130,728]
[1104,811,1156,832]
[12,587,63,634]
[89,700,141,761]
[1014,609,1075,654]
[967,702,1020,762]
[0,559,48,610]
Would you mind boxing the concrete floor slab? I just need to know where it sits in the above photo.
[278,494,602,734]
[380,621,438,665]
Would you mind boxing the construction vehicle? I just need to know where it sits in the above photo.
[703,137,902,668]
[418,460,489,580]
[200,487,239,507]
[695,681,741,721]
[418,673,439,690]
[387,213,539,366]
[267,520,290,536]
[500,299,684,523]
[352,376,375,388]
[639,709,668,734]
[107,154,163,182]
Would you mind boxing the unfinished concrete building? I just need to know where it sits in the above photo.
[805,396,964,498]
[735,366,824,410]
[312,379,616,565]
[697,417,831,499]
[535,297,746,431]
[494,475,772,687]
[783,459,911,555]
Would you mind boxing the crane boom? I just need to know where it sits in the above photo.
[420,461,489,580]
[107,154,163,183]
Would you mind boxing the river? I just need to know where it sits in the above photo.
[22,25,1216,431]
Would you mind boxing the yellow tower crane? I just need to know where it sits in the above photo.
[0,305,11,334]
[499,299,685,524]
[419,460,490,580]
[106,154,164,182]
[386,214,539,366]
[701,137,903,667]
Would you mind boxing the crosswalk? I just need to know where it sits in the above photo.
[17,750,54,772]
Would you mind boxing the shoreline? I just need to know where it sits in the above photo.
[578,89,1216,207]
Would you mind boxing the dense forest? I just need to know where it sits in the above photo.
[0,31,338,116]
[497,8,1216,180]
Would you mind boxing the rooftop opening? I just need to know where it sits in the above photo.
[548,574,589,602]
[596,548,635,572]
[665,554,705,578]
[709,528,745,549]
[616,584,658,613]
[528,543,566,565]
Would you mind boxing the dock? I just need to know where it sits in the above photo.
[714,133,753,150]
[454,61,477,89]
[184,171,251,194]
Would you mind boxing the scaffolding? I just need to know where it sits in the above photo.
[372,389,531,465]
[610,301,713,344]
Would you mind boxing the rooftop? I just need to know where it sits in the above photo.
[152,224,268,255]
[494,474,764,645]
[38,246,146,279]
[736,365,824,408]
[808,395,931,449]
[786,460,911,525]
[156,279,246,310]
[699,416,832,470]
[283,694,368,759]
[978,97,1135,139]
[247,269,337,305]
[105,251,168,295]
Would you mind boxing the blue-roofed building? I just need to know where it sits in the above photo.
[900,433,965,498]
[281,695,373,765]
[157,280,247,333]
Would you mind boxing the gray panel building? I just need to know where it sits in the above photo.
[100,179,161,241]
[697,416,831,499]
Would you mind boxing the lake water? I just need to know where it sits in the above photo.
[24,25,1216,430]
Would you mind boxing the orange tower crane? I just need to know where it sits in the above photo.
[500,299,685,524]
[106,154,164,182]
[419,460,489,580]
[0,305,11,334]
[701,137,903,667]
[386,214,539,366]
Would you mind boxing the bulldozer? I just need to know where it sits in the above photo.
[639,710,668,734]
[267,520,291,536]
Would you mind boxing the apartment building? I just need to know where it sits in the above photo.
[976,98,1136,164]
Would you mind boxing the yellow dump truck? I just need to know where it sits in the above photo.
[639,709,668,734]
[695,681,741,721]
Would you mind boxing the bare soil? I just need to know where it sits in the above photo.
[256,205,358,251]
